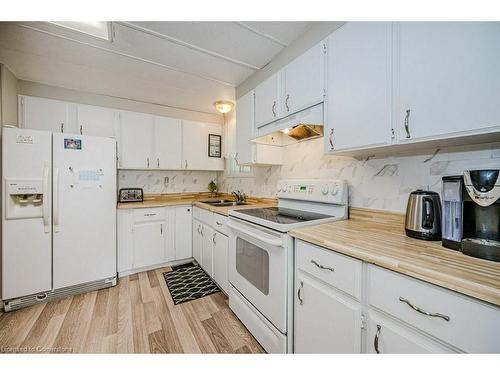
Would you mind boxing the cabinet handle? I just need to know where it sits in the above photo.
[374,325,381,354]
[272,101,276,117]
[216,221,223,226]
[310,259,335,272]
[234,152,239,164]
[297,281,304,305]
[404,109,411,138]
[213,232,216,245]
[144,213,157,217]
[399,297,450,321]
[285,94,290,112]
[201,226,204,236]
[197,224,201,234]
[60,123,64,133]
[185,160,188,169]
[329,128,334,150]
[147,157,150,168]
[160,224,163,235]
[157,158,160,168]
[79,125,83,135]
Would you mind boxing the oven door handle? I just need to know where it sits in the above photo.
[226,221,284,247]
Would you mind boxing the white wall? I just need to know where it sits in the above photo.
[219,138,500,212]
[118,170,217,195]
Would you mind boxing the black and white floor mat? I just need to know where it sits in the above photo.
[163,262,220,305]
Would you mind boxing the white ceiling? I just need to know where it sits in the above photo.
[0,21,314,114]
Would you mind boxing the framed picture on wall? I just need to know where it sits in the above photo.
[208,134,221,158]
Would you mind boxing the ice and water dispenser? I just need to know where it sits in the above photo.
[5,179,46,219]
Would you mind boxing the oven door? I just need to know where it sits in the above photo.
[227,218,287,333]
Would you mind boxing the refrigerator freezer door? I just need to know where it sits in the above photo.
[2,128,52,300]
[52,133,117,289]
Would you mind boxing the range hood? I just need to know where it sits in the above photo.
[253,103,324,146]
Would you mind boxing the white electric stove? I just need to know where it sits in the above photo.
[226,179,348,353]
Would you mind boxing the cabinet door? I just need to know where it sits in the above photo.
[154,116,182,169]
[213,231,229,294]
[192,219,202,264]
[182,120,224,171]
[132,221,165,269]
[326,22,392,152]
[366,310,454,353]
[201,225,214,277]
[76,104,117,137]
[235,90,255,165]
[118,111,154,169]
[255,72,281,127]
[294,272,362,353]
[283,42,326,116]
[19,95,74,133]
[397,22,500,142]
[175,206,193,260]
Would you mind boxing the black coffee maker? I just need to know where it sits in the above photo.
[441,169,500,262]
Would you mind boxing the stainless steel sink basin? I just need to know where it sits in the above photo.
[199,199,248,207]
[211,201,248,207]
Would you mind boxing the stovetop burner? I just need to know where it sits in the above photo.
[235,207,331,224]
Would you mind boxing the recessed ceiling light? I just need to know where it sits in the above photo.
[49,21,111,41]
[214,100,234,114]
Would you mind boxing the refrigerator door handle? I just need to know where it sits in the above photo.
[42,163,50,233]
[53,167,60,232]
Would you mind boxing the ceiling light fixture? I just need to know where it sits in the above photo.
[49,21,112,41]
[213,100,234,114]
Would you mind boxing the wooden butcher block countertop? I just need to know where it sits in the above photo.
[118,192,277,216]
[290,208,500,306]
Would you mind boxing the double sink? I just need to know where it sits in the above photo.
[199,199,248,207]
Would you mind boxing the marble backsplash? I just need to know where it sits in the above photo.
[218,138,500,212]
[118,170,217,194]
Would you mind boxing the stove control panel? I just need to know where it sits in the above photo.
[277,179,347,205]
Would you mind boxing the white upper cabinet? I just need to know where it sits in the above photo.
[154,116,182,169]
[76,104,117,137]
[235,90,255,165]
[326,22,393,152]
[283,42,326,116]
[396,22,500,143]
[118,111,154,169]
[19,95,75,133]
[254,72,281,128]
[182,120,224,171]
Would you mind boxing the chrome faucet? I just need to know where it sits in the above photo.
[232,190,247,203]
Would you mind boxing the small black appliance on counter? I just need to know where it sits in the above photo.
[118,188,144,203]
[442,169,500,262]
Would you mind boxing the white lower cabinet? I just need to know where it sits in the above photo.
[132,220,165,269]
[294,239,500,353]
[294,271,362,353]
[192,219,203,264]
[365,310,454,353]
[213,231,229,294]
[117,206,193,275]
[192,207,230,293]
[201,225,214,277]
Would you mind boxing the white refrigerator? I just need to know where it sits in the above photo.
[2,127,117,310]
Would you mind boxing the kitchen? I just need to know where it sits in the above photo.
[1,2,500,372]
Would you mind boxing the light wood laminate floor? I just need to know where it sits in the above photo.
[0,266,264,353]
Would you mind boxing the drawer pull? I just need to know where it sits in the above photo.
[311,259,335,272]
[399,297,450,322]
[297,281,304,305]
[144,213,157,217]
[374,324,381,354]
[216,221,223,226]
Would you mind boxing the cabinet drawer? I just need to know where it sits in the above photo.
[367,265,500,353]
[133,207,166,222]
[212,213,228,236]
[295,240,362,300]
[199,207,214,225]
